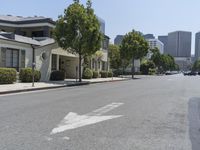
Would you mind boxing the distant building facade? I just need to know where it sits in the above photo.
[195,32,200,61]
[158,36,168,54]
[97,17,105,34]
[167,31,191,57]
[167,31,192,71]
[114,35,124,45]
[143,34,155,40]
[147,39,164,54]
[174,57,192,71]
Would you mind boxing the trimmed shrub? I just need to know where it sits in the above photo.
[0,68,17,84]
[113,69,132,76]
[113,69,123,77]
[108,71,113,77]
[19,68,41,82]
[148,68,157,75]
[134,72,142,75]
[93,71,99,78]
[83,68,93,79]
[140,60,156,75]
[50,70,65,81]
[100,71,108,78]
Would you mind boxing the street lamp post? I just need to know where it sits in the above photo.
[76,29,82,82]
[32,62,36,87]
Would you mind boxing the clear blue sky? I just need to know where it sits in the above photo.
[1,0,200,54]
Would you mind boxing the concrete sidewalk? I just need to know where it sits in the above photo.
[0,77,130,95]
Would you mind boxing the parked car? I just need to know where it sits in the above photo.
[183,71,189,76]
[184,71,198,76]
[165,71,179,75]
[189,72,198,76]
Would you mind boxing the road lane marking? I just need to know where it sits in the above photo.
[45,137,53,141]
[62,136,70,140]
[51,102,124,135]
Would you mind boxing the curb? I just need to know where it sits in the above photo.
[66,81,90,87]
[0,85,66,95]
[0,78,131,95]
[89,78,131,84]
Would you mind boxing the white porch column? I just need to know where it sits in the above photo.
[56,55,59,70]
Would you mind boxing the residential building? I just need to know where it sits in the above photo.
[114,35,124,45]
[143,34,155,40]
[90,35,110,71]
[195,32,200,61]
[147,39,164,54]
[0,15,109,81]
[158,35,168,54]
[0,15,54,40]
[89,17,109,72]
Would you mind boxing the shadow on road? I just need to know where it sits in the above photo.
[188,97,200,150]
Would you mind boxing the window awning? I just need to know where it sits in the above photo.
[51,47,78,58]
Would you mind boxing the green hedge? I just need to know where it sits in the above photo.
[100,71,108,78]
[92,71,99,78]
[19,68,41,82]
[0,68,17,84]
[113,69,123,77]
[50,70,65,81]
[140,60,156,75]
[83,68,93,79]
[108,71,113,77]
[148,68,157,75]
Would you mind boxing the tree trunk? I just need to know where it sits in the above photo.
[122,59,125,77]
[79,54,82,82]
[132,57,134,79]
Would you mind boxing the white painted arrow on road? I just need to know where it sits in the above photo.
[51,102,124,135]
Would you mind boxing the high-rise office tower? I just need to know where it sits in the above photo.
[167,31,191,57]
[158,36,168,54]
[195,32,200,61]
[143,34,155,40]
[114,35,124,45]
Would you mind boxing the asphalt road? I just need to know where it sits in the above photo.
[0,74,200,150]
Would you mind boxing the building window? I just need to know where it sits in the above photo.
[4,48,19,70]
[21,50,26,68]
[51,54,57,70]
[92,59,95,69]
[32,31,44,37]
[98,61,101,69]
[21,31,27,36]
[102,39,108,50]
[102,62,106,70]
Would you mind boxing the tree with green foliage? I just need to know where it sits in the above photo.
[192,59,200,71]
[150,47,162,71]
[109,44,121,69]
[150,48,177,73]
[54,0,102,82]
[120,30,149,79]
[140,59,156,75]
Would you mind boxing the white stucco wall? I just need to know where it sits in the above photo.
[0,39,33,68]
[35,43,57,81]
